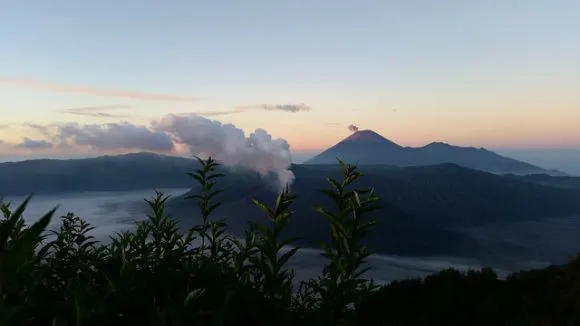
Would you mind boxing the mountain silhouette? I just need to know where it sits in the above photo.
[167,163,580,261]
[306,130,552,175]
[2,152,580,260]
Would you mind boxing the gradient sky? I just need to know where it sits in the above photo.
[1,0,579,171]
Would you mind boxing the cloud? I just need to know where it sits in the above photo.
[23,123,53,138]
[348,124,359,132]
[59,105,130,118]
[190,103,312,117]
[56,122,175,152]
[14,137,53,150]
[8,113,297,189]
[153,113,294,189]
[0,76,201,102]
[186,107,248,117]
[261,104,311,112]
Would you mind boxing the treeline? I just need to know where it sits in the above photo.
[0,158,578,325]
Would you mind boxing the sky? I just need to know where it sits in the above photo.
[0,0,579,173]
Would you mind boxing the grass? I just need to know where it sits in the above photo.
[0,157,579,325]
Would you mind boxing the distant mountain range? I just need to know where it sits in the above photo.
[306,130,565,176]
[0,151,572,196]
[2,151,580,262]
[165,163,580,262]
[0,152,197,196]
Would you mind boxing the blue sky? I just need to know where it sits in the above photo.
[0,0,579,173]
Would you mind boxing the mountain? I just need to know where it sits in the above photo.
[2,152,580,261]
[305,130,552,175]
[165,163,580,261]
[503,173,580,190]
[0,151,575,198]
[171,163,580,229]
[0,152,200,196]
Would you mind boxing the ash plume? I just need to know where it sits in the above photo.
[153,114,295,190]
[348,124,359,132]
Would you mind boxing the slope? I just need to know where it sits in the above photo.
[0,152,200,196]
[167,163,580,259]
[306,130,550,175]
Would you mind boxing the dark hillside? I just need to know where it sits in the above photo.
[506,173,580,190]
[167,163,580,258]
[174,163,580,228]
[0,152,199,195]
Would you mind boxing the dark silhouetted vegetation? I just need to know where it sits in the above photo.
[1,157,579,325]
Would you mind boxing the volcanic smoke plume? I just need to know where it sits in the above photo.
[348,124,359,132]
[153,114,295,190]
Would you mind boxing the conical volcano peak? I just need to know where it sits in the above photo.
[305,128,552,175]
[343,129,401,146]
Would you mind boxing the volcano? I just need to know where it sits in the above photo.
[305,130,553,175]
[304,130,411,165]
[342,129,399,144]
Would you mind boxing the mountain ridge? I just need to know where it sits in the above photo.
[165,162,580,261]
[2,152,579,260]
[0,151,574,196]
[306,130,559,175]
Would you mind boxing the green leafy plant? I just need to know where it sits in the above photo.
[0,196,57,325]
[184,156,226,261]
[249,187,300,324]
[307,159,380,325]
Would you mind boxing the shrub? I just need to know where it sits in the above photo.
[0,158,380,325]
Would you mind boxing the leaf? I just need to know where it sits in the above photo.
[0,195,33,248]
[184,288,206,306]
[207,189,224,201]
[186,172,204,185]
[206,202,223,216]
[324,178,343,195]
[0,206,55,292]
[11,195,33,223]
[277,247,299,271]
[207,173,226,180]
[252,199,274,218]
[16,206,55,252]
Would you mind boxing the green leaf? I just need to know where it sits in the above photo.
[324,177,343,195]
[207,173,226,180]
[277,247,299,271]
[252,199,274,218]
[186,172,204,185]
[184,288,206,306]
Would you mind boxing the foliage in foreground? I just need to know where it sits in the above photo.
[0,157,579,326]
